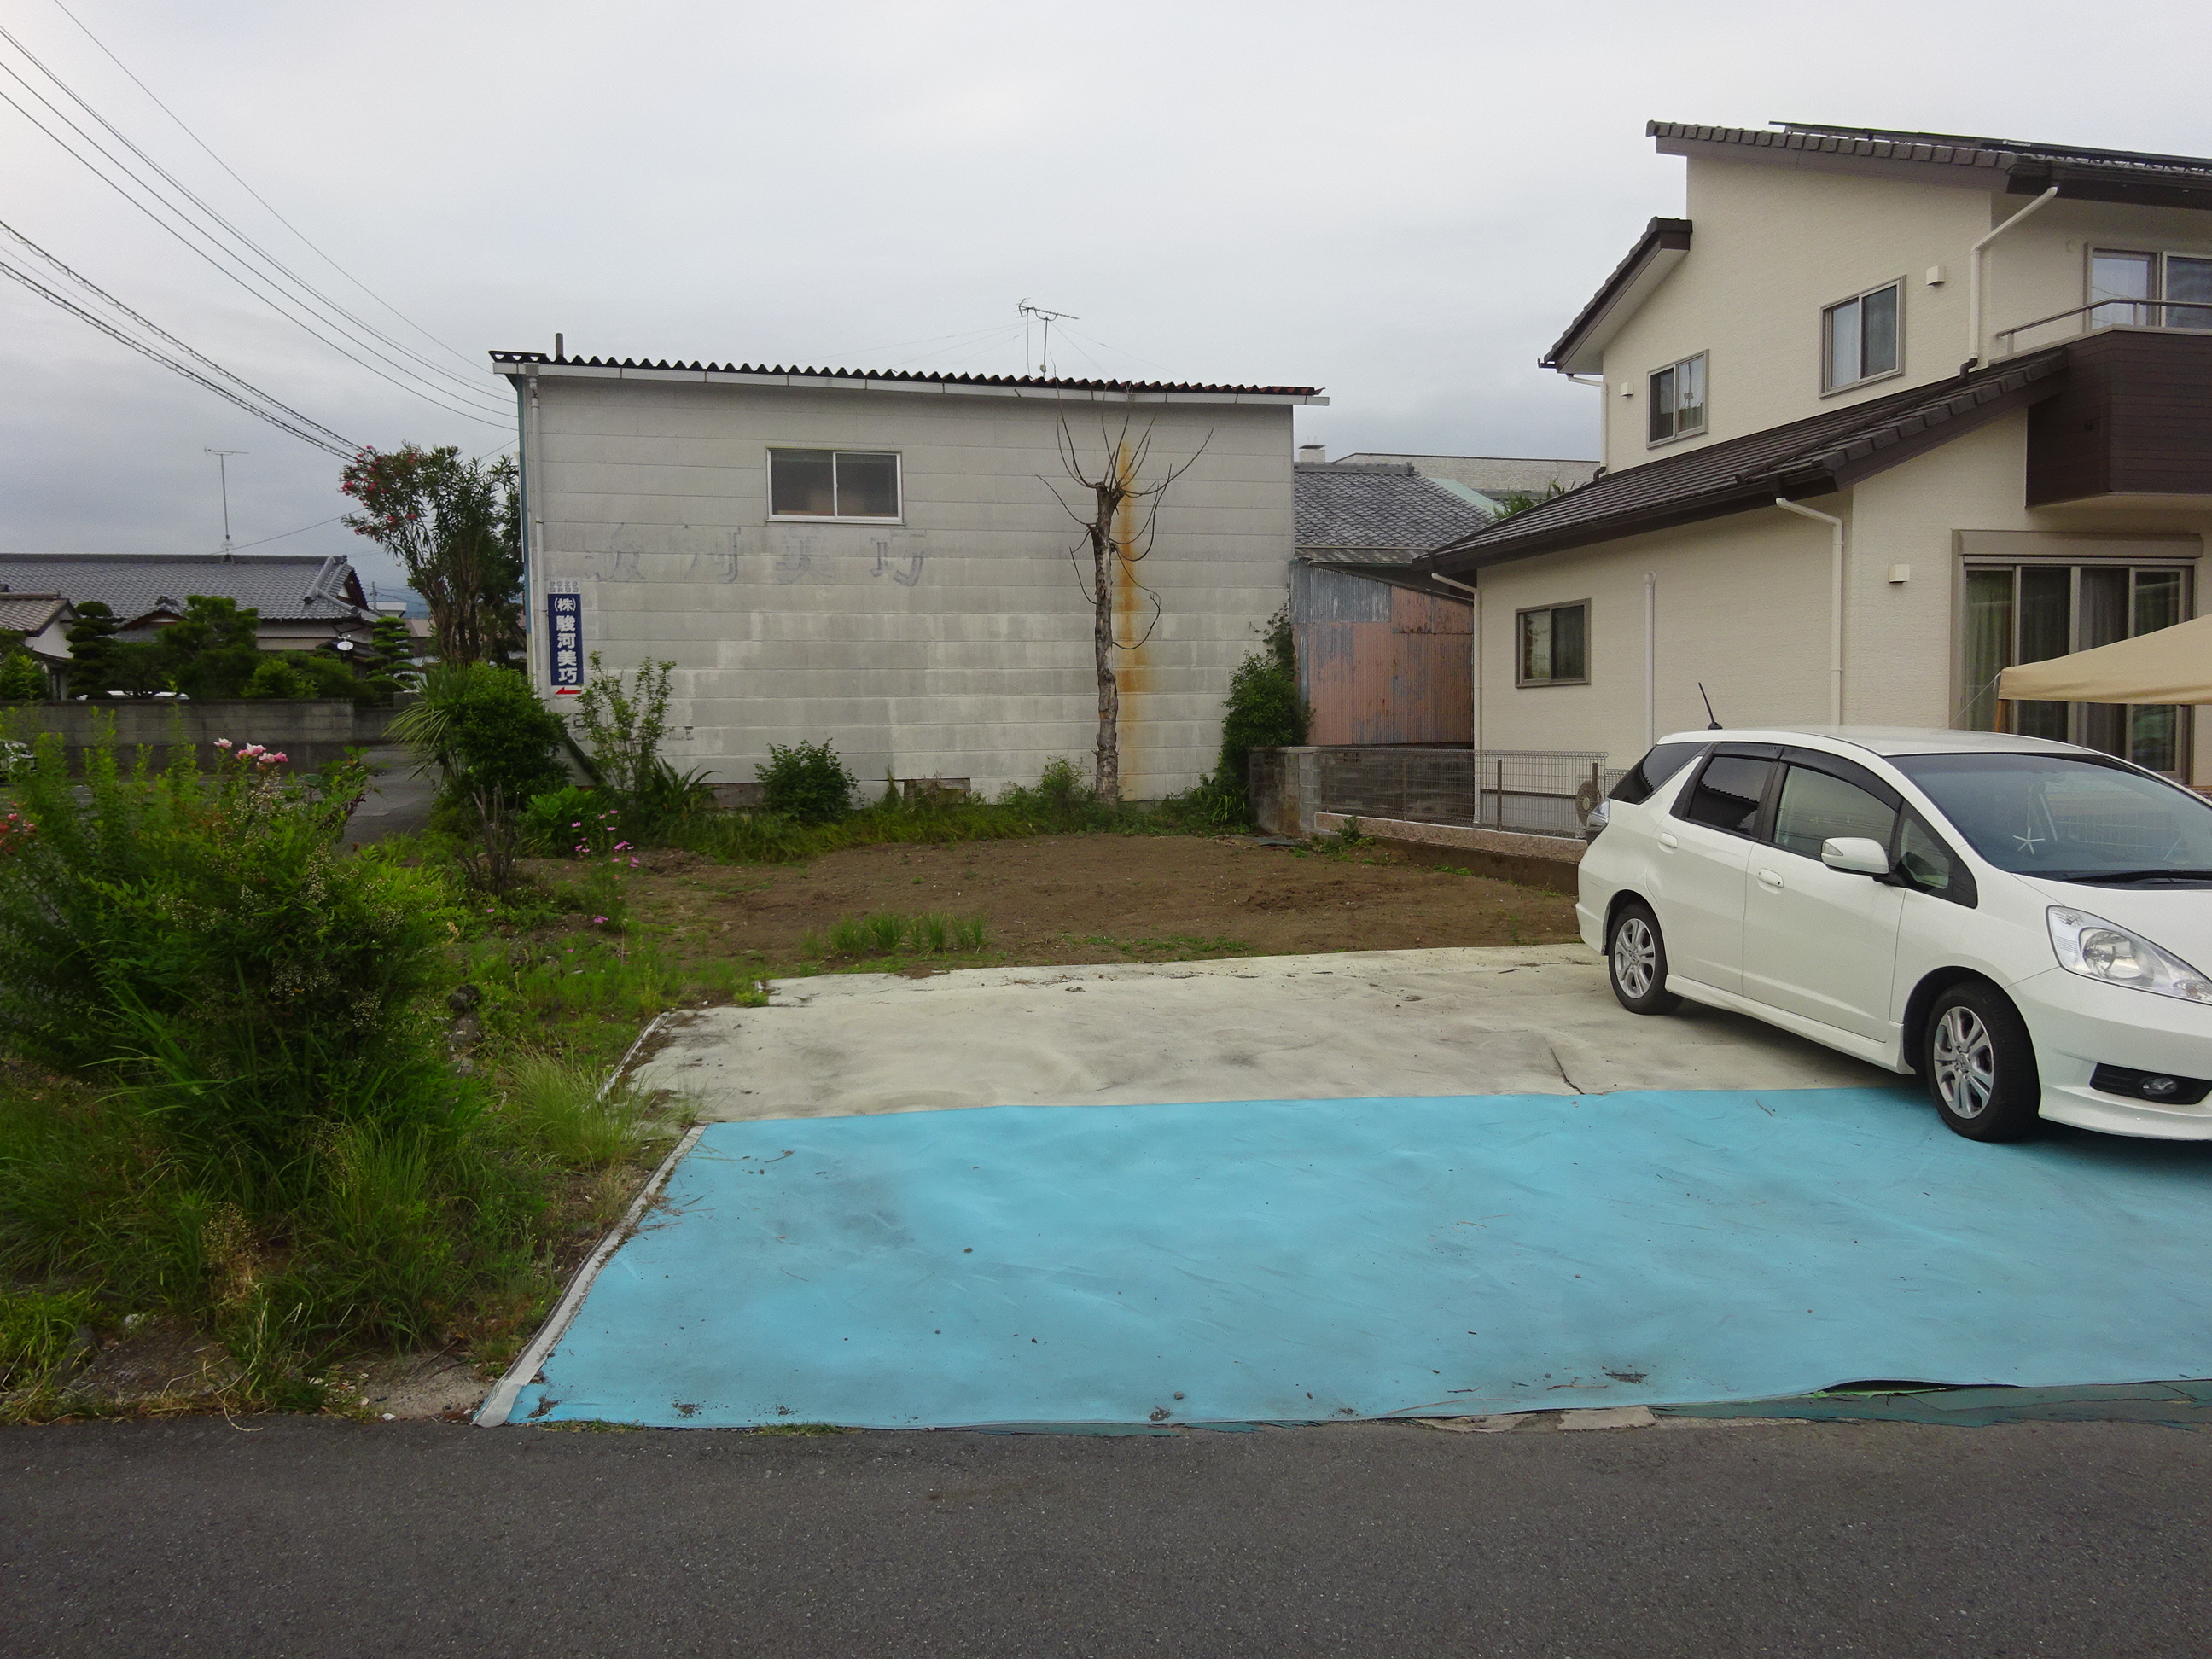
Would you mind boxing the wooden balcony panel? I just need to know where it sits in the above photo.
[2027,330,2212,505]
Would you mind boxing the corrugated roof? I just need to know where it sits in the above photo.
[1420,352,2069,574]
[0,554,373,626]
[1295,463,1496,559]
[1651,121,2212,207]
[490,351,1323,399]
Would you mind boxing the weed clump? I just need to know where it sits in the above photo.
[802,911,989,960]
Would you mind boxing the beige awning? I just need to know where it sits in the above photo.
[1997,614,2212,705]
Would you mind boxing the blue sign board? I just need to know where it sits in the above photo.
[547,591,584,689]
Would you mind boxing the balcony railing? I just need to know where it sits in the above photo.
[1994,299,2212,356]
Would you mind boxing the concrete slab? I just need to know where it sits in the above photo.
[638,945,1892,1122]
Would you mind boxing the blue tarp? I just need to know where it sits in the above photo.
[509,1087,2212,1429]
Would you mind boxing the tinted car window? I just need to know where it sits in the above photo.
[1772,765,1897,859]
[1610,742,1704,806]
[1896,812,1976,906]
[1681,755,1773,835]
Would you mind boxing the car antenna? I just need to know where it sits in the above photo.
[1697,684,1722,730]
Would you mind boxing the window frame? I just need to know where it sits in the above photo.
[2086,246,2212,332]
[766,447,905,523]
[1514,599,1592,688]
[1644,351,1709,447]
[1819,278,1906,395]
[1670,743,1783,840]
[1765,749,1902,864]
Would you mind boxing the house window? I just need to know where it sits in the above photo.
[1646,353,1707,444]
[1960,559,2192,772]
[1822,282,1901,391]
[1516,602,1589,686]
[2089,249,2212,331]
[768,449,901,520]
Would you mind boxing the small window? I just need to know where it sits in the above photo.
[1822,282,1901,391]
[1771,765,1897,860]
[1680,754,1774,835]
[1646,353,1707,444]
[1610,742,1705,806]
[769,449,901,520]
[1516,602,1588,686]
[1895,812,1977,908]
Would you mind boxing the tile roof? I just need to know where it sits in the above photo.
[1418,352,2069,575]
[490,352,1324,399]
[0,554,373,627]
[0,592,70,637]
[1651,122,2212,208]
[1295,463,1496,559]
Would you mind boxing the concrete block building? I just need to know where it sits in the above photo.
[496,353,1324,799]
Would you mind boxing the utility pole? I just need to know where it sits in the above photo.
[205,447,246,556]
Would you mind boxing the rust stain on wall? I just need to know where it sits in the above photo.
[1111,449,1150,779]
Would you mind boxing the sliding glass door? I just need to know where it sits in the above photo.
[1960,560,2190,772]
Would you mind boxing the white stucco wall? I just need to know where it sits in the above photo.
[1473,418,2212,780]
[1592,158,2212,470]
[516,372,1300,800]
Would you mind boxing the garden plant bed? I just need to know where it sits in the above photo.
[599,830,1583,978]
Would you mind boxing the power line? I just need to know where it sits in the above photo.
[0,20,500,410]
[0,255,356,458]
[44,0,486,380]
[0,214,359,450]
[0,40,508,424]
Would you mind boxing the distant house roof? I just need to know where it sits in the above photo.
[1419,351,2069,577]
[0,554,375,631]
[489,352,1327,405]
[1650,121,2212,211]
[0,591,73,652]
[1334,452,1601,496]
[1295,462,1495,600]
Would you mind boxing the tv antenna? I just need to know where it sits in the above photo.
[1697,682,1722,730]
[205,448,247,556]
[1017,299,1078,378]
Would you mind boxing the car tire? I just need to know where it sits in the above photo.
[1606,901,1679,1016]
[1924,982,2041,1142]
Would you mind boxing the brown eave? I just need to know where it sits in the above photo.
[1541,218,1692,376]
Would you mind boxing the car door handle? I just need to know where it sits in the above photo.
[1757,868,1784,888]
[1658,833,1679,850]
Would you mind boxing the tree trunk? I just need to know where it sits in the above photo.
[1091,515,1120,803]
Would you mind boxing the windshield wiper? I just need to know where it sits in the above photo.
[2046,868,2212,885]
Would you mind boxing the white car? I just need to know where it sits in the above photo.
[1579,726,2212,1142]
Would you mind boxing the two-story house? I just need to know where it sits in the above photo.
[496,352,1324,799]
[1418,121,2212,784]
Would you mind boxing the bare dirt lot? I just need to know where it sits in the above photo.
[617,832,1584,977]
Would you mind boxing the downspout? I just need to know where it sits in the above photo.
[1430,572,1481,760]
[521,364,543,687]
[1644,571,1656,748]
[1774,498,1845,725]
[1968,186,2059,368]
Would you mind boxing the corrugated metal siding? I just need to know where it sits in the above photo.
[1294,567,1470,745]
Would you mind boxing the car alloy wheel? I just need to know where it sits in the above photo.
[1931,1004,1996,1119]
[1612,916,1658,1001]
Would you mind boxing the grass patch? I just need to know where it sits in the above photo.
[802,911,990,960]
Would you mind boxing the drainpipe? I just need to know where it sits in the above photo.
[1430,572,1481,760]
[522,364,544,687]
[1774,498,1845,725]
[1644,571,1656,748]
[1968,186,2059,368]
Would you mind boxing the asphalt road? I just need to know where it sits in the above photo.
[8,1416,2209,1656]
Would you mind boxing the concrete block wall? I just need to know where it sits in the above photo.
[524,377,1301,800]
[0,700,395,771]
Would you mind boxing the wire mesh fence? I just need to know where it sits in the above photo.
[1253,746,1624,839]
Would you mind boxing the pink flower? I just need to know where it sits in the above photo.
[215,738,232,749]
[593,915,608,924]
[242,743,265,758]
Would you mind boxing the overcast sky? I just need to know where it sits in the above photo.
[4,0,2209,597]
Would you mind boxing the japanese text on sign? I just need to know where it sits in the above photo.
[547,592,584,688]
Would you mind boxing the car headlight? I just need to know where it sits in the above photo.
[2047,907,2212,1004]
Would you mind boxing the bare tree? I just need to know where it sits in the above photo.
[1044,411,1208,802]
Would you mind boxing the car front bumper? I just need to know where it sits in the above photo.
[2015,966,2212,1139]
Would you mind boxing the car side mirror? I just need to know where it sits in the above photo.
[1820,835,1891,876]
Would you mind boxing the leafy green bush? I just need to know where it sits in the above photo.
[1213,606,1307,812]
[244,656,316,699]
[519,786,607,854]
[758,740,857,825]
[0,650,46,701]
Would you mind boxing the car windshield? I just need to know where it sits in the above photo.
[1889,752,2212,881]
